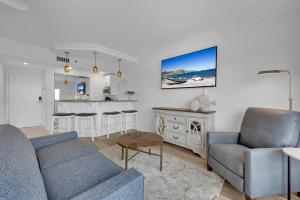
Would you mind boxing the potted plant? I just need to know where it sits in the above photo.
[125,90,135,100]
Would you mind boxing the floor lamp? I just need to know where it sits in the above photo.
[258,69,292,111]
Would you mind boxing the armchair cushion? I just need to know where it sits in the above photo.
[209,144,249,177]
[36,139,96,169]
[240,107,300,148]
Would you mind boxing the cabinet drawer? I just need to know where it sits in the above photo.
[168,132,186,145]
[166,122,186,133]
[166,115,186,124]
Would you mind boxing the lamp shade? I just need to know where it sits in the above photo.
[257,70,285,75]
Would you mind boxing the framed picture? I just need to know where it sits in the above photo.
[161,46,217,89]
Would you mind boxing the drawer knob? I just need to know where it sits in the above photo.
[173,136,179,140]
[174,117,177,120]
[173,125,179,130]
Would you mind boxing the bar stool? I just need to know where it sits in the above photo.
[101,111,122,139]
[121,110,138,133]
[51,113,75,134]
[75,113,97,142]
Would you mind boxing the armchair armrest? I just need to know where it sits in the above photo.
[244,148,287,198]
[30,131,78,150]
[71,168,144,200]
[207,131,240,145]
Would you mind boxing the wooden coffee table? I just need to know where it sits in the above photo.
[117,132,164,171]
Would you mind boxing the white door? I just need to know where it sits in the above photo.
[8,74,43,128]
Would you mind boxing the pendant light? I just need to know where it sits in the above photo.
[117,58,122,78]
[92,52,99,74]
[64,51,72,73]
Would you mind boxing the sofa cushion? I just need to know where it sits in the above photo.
[36,139,96,169]
[239,107,300,148]
[0,124,48,200]
[41,152,123,200]
[209,144,248,177]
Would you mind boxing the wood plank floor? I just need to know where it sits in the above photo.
[22,126,299,200]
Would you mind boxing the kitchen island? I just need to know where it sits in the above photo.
[55,100,137,137]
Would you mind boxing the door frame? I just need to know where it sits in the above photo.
[5,72,45,127]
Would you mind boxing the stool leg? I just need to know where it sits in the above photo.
[107,116,110,139]
[68,117,71,132]
[50,116,55,134]
[75,117,79,137]
[95,115,98,137]
[114,115,117,133]
[90,117,94,142]
[120,114,123,135]
[131,114,133,132]
[136,113,139,131]
[125,114,127,134]
[100,116,103,137]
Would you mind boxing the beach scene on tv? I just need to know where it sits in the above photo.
[161,46,217,89]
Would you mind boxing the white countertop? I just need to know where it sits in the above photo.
[56,100,137,103]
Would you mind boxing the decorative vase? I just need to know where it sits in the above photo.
[190,100,200,111]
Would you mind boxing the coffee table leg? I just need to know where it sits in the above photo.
[288,156,291,200]
[121,146,124,160]
[125,147,128,170]
[149,148,151,155]
[160,144,163,171]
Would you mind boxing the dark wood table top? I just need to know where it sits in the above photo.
[117,132,163,149]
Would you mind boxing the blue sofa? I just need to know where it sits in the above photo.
[207,107,300,200]
[0,124,144,200]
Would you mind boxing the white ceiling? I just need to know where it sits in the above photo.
[0,0,299,59]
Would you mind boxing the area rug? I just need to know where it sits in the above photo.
[99,145,224,200]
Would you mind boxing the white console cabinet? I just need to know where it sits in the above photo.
[153,107,215,159]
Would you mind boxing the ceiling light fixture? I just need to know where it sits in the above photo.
[117,59,123,78]
[64,51,72,73]
[23,62,28,65]
[92,52,99,74]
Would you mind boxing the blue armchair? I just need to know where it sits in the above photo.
[207,107,300,200]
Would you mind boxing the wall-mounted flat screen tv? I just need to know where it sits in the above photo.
[77,82,86,95]
[161,46,217,89]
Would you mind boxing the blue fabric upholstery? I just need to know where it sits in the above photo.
[30,131,78,150]
[0,124,144,200]
[41,152,123,200]
[36,139,96,169]
[0,124,48,200]
[208,156,244,192]
[240,107,300,148]
[207,108,300,199]
[209,144,248,177]
[71,168,144,200]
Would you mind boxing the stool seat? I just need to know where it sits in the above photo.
[53,113,75,117]
[121,110,138,113]
[103,111,121,115]
[76,113,97,117]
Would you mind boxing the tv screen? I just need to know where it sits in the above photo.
[77,82,86,95]
[161,46,217,89]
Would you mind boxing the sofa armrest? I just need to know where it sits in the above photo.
[71,168,144,200]
[30,131,78,150]
[244,148,288,198]
[207,132,240,145]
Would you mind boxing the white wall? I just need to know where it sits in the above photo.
[0,60,5,124]
[130,11,300,132]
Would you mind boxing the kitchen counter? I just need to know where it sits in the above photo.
[56,100,137,103]
[55,100,137,137]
